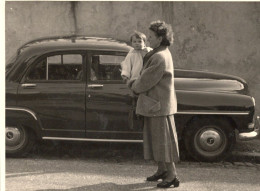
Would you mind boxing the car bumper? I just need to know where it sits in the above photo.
[238,116,259,141]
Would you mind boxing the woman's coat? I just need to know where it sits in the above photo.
[130,46,177,117]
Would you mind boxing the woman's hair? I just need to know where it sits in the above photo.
[149,20,174,46]
[130,31,147,43]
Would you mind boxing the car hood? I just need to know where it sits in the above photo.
[175,69,249,95]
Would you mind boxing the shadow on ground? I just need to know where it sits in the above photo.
[36,182,160,191]
[28,141,146,163]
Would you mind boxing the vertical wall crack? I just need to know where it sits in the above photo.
[70,1,79,35]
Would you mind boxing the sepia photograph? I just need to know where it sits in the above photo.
[3,1,260,190]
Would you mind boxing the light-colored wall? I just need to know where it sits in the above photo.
[5,1,260,113]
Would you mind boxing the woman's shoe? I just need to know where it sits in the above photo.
[157,177,180,188]
[146,171,167,181]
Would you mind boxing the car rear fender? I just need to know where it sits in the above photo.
[6,107,42,139]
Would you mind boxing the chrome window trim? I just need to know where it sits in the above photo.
[6,107,37,120]
[176,111,249,115]
[43,137,143,143]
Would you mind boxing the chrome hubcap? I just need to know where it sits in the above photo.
[199,130,222,152]
[194,127,226,156]
[6,127,22,146]
[6,126,25,150]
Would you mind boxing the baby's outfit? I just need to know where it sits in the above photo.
[121,47,152,130]
[121,47,152,81]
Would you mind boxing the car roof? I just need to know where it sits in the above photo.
[17,35,132,55]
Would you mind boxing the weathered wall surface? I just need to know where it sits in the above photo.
[5,1,260,113]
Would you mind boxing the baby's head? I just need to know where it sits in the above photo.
[130,31,146,50]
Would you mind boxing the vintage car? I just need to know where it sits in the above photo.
[6,36,259,162]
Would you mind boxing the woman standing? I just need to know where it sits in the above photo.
[129,20,179,188]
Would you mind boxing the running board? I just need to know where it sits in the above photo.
[42,137,143,143]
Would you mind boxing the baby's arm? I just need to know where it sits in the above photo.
[121,51,133,81]
[121,75,129,82]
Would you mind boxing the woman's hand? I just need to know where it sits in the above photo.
[127,79,135,88]
[122,75,129,83]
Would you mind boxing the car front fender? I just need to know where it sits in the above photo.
[176,90,255,133]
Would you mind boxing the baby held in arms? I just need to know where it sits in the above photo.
[121,31,152,83]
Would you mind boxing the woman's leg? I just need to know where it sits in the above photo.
[146,162,167,181]
[156,162,167,174]
[164,162,177,181]
[157,162,180,188]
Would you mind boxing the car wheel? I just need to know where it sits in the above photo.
[6,125,35,157]
[184,117,235,162]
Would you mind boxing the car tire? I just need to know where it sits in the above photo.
[184,117,235,162]
[6,125,35,157]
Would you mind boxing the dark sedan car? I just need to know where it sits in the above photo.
[5,36,259,162]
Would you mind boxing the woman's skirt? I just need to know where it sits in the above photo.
[143,115,179,163]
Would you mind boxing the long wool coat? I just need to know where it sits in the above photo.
[131,46,177,117]
[130,45,179,162]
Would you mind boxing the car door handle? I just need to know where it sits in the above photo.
[88,84,104,88]
[21,83,37,88]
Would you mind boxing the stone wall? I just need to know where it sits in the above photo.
[5,1,260,113]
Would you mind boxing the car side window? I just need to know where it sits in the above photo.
[26,54,83,81]
[90,54,125,81]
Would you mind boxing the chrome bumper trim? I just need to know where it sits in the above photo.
[238,130,258,141]
[239,115,259,141]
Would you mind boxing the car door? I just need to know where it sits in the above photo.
[17,52,86,138]
[85,51,143,141]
